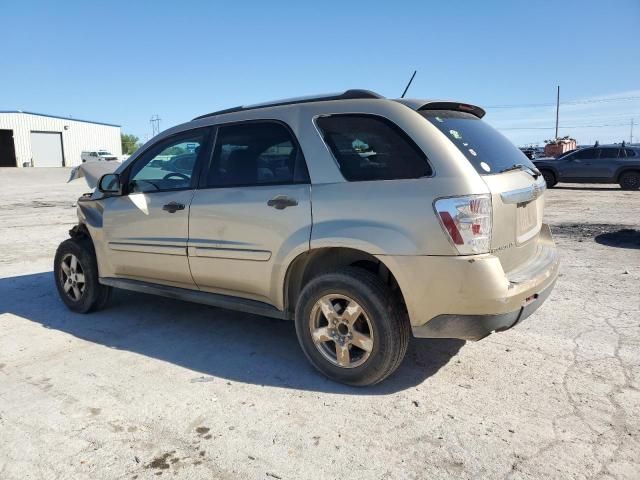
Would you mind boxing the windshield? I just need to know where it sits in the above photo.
[555,149,577,160]
[420,110,535,175]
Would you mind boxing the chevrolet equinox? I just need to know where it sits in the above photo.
[55,90,559,385]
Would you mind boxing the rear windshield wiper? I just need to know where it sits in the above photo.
[499,163,526,173]
[499,163,541,178]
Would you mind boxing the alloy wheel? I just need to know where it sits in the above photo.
[308,294,374,368]
[59,253,86,301]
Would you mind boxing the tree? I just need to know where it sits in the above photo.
[121,133,140,155]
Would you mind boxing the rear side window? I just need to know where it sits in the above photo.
[315,114,431,181]
[624,148,636,157]
[421,110,535,175]
[599,148,620,158]
[206,122,308,187]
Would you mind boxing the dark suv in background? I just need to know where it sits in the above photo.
[534,145,640,190]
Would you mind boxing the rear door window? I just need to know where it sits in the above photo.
[599,148,620,159]
[420,110,535,175]
[205,122,308,188]
[573,148,599,160]
[624,148,636,157]
[315,114,431,181]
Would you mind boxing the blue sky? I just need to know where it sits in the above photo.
[1,0,638,146]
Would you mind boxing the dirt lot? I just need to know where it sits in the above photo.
[1,168,638,480]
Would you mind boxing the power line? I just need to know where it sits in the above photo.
[485,96,640,109]
[499,122,632,130]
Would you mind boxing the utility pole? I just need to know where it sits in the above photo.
[554,85,560,140]
[150,115,161,137]
[631,118,634,144]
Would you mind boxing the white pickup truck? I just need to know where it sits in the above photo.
[81,150,119,163]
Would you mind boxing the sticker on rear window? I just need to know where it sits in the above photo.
[449,129,461,139]
[480,161,491,172]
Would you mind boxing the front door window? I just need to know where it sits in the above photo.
[128,133,206,194]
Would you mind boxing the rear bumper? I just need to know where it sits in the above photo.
[411,275,556,340]
[376,224,560,340]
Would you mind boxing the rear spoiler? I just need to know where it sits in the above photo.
[418,102,486,119]
[394,98,486,118]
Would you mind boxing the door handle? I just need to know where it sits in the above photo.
[267,195,298,210]
[162,202,185,213]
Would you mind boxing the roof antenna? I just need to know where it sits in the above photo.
[401,70,417,98]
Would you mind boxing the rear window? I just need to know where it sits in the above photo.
[315,114,431,181]
[420,110,535,175]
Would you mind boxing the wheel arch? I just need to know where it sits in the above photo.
[538,166,558,179]
[283,247,407,316]
[615,166,640,182]
[69,223,93,244]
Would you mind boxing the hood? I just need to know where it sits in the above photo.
[68,161,121,188]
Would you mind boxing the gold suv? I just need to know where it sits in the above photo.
[55,90,559,385]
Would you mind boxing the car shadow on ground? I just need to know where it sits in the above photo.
[0,272,464,395]
[595,228,640,249]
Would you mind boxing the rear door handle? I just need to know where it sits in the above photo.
[162,202,185,213]
[267,195,298,210]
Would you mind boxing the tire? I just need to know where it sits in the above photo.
[54,237,112,313]
[541,170,557,188]
[619,171,640,190]
[294,267,410,386]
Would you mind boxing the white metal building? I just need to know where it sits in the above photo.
[0,111,121,168]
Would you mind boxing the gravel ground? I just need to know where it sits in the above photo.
[0,168,638,480]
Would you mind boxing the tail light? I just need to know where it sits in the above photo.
[434,195,492,254]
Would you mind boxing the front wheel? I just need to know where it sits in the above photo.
[294,267,410,386]
[54,237,112,313]
[619,171,640,190]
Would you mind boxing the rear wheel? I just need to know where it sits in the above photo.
[619,171,640,190]
[541,170,557,188]
[294,267,409,386]
[54,237,112,313]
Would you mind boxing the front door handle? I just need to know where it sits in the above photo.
[162,202,185,213]
[267,195,298,210]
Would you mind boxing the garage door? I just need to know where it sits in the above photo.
[31,131,64,167]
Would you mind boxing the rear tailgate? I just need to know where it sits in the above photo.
[420,109,546,272]
[482,170,546,272]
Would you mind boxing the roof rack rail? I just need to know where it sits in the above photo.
[193,89,384,120]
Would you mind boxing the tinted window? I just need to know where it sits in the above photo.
[315,114,431,181]
[573,148,598,160]
[599,148,620,158]
[421,110,535,175]
[128,131,206,193]
[206,122,308,187]
[624,148,636,157]
[556,149,577,159]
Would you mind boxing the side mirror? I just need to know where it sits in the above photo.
[98,173,122,195]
